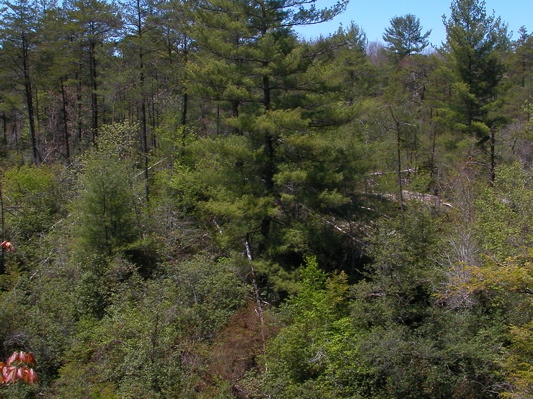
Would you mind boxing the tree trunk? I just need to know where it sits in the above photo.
[181,43,189,126]
[261,72,275,243]
[89,40,98,143]
[22,34,40,163]
[490,128,496,184]
[1,113,7,144]
[181,92,188,126]
[388,106,404,210]
[76,67,84,150]
[137,2,150,203]
[60,77,71,163]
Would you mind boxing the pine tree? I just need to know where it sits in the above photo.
[441,0,510,182]
[177,0,369,268]
[158,0,195,126]
[0,0,42,163]
[34,4,79,162]
[503,26,533,125]
[119,0,166,201]
[511,27,533,90]
[383,14,431,58]
[74,123,141,255]
[65,0,122,143]
[442,0,509,137]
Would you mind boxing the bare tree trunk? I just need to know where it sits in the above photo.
[490,128,496,184]
[60,77,71,163]
[181,42,189,126]
[244,235,268,371]
[136,1,150,203]
[76,67,84,150]
[1,113,7,144]
[388,106,404,210]
[22,34,40,163]
[181,93,188,126]
[89,40,98,143]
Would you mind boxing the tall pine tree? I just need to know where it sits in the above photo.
[176,0,371,271]
[0,0,42,162]
[441,0,510,181]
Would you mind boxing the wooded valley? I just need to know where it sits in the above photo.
[0,0,531,396]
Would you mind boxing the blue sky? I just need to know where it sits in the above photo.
[294,0,533,48]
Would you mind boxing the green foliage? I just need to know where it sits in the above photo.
[474,163,533,260]
[53,255,249,398]
[442,0,510,136]
[171,95,367,272]
[383,14,432,58]
[2,164,66,241]
[74,158,139,253]
[363,205,438,307]
[445,250,533,398]
[259,257,357,397]
[0,164,70,274]
[502,321,533,399]
[72,123,142,256]
[338,204,510,398]
[0,1,531,397]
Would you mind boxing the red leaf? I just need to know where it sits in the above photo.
[27,368,38,385]
[24,352,37,366]
[16,367,25,381]
[6,352,18,366]
[4,366,17,384]
[19,367,30,383]
[0,241,13,251]
[0,353,38,386]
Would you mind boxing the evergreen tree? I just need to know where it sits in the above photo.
[383,14,431,58]
[310,22,377,103]
[73,123,142,256]
[35,4,80,162]
[511,27,533,90]
[503,26,533,124]
[119,0,167,201]
[0,0,42,163]
[442,0,509,137]
[65,0,122,143]
[441,0,511,182]
[157,0,195,127]
[179,0,364,270]
[0,38,25,152]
